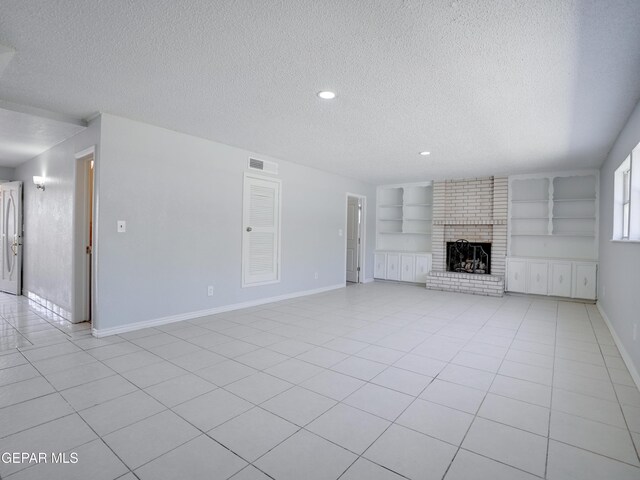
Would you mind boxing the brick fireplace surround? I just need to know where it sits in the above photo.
[426,176,507,296]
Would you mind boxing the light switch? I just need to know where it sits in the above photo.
[117,221,126,233]
[338,229,343,237]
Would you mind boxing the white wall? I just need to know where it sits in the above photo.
[0,166,15,180]
[14,121,100,320]
[94,114,375,332]
[598,97,640,377]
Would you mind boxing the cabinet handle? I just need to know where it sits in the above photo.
[537,274,540,282]
[584,277,587,286]
[559,275,563,283]
[515,272,518,280]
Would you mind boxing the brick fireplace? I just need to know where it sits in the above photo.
[426,176,507,296]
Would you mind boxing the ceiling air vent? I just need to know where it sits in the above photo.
[248,158,278,175]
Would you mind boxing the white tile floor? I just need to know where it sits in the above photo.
[1,283,640,479]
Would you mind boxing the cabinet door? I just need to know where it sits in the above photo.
[527,261,549,295]
[507,259,527,293]
[573,263,597,300]
[374,253,386,279]
[415,255,431,283]
[549,262,572,297]
[386,254,400,281]
[400,254,415,282]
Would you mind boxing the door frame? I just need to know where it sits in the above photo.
[0,181,23,295]
[72,146,97,324]
[241,172,282,288]
[344,193,366,284]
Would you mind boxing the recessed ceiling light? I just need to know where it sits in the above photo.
[317,91,336,100]
[420,151,431,156]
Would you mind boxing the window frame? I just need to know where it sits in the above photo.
[622,166,631,239]
[613,142,640,242]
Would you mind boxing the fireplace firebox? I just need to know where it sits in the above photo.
[446,240,491,274]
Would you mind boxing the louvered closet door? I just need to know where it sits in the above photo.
[242,174,281,287]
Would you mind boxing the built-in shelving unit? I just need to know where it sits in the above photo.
[508,171,598,260]
[506,171,599,300]
[376,182,433,252]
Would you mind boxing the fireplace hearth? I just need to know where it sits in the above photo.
[446,240,491,274]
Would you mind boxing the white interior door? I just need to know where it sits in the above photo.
[346,196,361,283]
[242,174,281,287]
[0,181,23,295]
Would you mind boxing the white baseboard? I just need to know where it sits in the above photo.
[596,301,640,391]
[92,283,345,338]
[362,278,374,284]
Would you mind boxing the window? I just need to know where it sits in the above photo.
[613,142,640,241]
[623,168,630,238]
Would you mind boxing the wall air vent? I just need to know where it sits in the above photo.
[248,158,278,175]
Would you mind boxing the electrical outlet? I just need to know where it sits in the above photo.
[314,272,318,279]
[634,323,637,342]
[207,285,214,296]
[117,220,126,233]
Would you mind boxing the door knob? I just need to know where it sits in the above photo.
[246,227,252,232]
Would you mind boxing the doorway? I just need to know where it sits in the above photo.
[345,194,365,284]
[0,181,23,295]
[74,147,95,323]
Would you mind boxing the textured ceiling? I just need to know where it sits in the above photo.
[0,105,85,166]
[1,1,639,183]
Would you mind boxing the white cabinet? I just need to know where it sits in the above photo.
[507,259,527,293]
[574,263,597,300]
[549,261,572,297]
[415,255,431,283]
[374,251,431,283]
[374,254,386,279]
[400,254,415,282]
[386,254,400,281]
[528,261,549,295]
[507,257,597,300]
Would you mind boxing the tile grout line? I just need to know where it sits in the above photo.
[585,304,640,466]
[543,300,559,479]
[439,293,538,479]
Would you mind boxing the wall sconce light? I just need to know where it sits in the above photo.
[33,176,45,191]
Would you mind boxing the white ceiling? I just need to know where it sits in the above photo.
[1,1,639,183]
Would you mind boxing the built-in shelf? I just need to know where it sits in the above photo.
[553,198,596,203]
[551,233,595,237]
[508,172,598,260]
[511,233,550,237]
[377,183,433,253]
